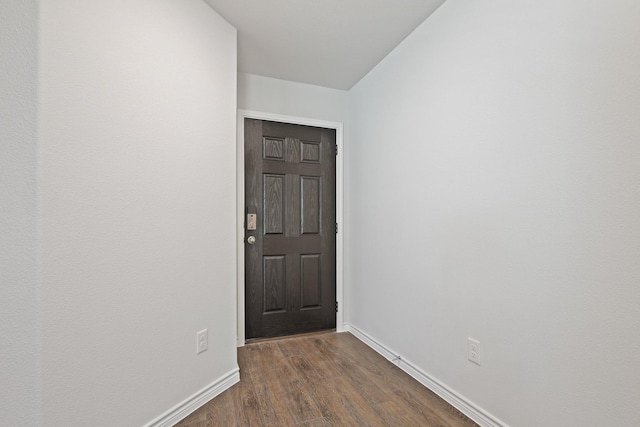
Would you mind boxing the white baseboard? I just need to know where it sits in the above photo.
[344,323,508,427]
[143,367,240,427]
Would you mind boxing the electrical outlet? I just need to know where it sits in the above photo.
[197,329,208,354]
[468,338,480,366]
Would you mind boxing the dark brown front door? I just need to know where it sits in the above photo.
[244,119,336,340]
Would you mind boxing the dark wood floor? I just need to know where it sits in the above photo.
[175,332,478,426]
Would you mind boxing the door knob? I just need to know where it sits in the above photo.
[247,236,256,245]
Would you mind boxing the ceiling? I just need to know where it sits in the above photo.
[203,0,446,90]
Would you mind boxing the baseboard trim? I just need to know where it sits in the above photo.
[143,367,240,427]
[344,323,508,427]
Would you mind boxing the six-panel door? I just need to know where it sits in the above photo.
[245,119,336,339]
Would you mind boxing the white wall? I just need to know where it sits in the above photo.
[37,1,237,425]
[346,0,640,426]
[0,1,41,425]
[238,73,348,123]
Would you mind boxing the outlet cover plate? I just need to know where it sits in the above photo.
[197,329,208,354]
[468,338,480,366]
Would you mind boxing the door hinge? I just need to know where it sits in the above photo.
[335,223,338,234]
[335,301,339,313]
[335,143,338,156]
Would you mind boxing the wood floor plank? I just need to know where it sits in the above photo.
[242,344,296,426]
[236,346,253,382]
[245,374,292,426]
[305,336,340,362]
[288,354,326,383]
[246,341,323,425]
[296,416,333,426]
[232,380,262,427]
[374,399,445,427]
[276,337,306,358]
[335,357,392,405]
[203,387,236,427]
[352,351,477,427]
[175,332,478,427]
[280,378,323,424]
[395,387,478,427]
[309,376,384,426]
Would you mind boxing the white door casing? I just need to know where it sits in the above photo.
[236,109,345,346]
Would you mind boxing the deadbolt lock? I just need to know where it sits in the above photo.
[247,213,257,231]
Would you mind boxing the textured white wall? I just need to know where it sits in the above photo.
[346,0,640,426]
[238,73,348,123]
[0,1,41,425]
[38,1,237,425]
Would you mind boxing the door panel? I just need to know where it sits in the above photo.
[245,119,336,339]
[264,174,284,234]
[301,176,320,234]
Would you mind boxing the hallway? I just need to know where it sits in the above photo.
[176,332,477,426]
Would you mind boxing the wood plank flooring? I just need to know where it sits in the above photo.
[175,332,478,427]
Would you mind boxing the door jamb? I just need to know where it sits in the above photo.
[236,109,344,346]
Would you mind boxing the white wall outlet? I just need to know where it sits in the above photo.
[196,329,208,354]
[468,338,480,366]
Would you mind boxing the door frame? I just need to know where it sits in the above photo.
[236,109,344,346]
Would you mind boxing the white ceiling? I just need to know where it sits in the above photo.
[203,0,446,90]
